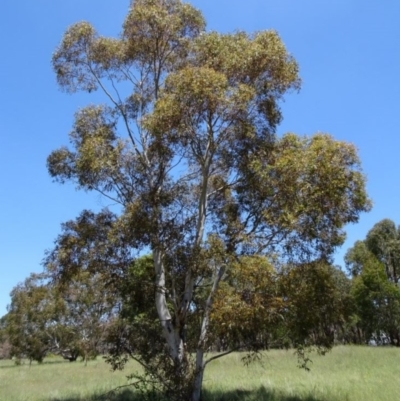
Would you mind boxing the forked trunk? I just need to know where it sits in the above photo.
[190,266,225,400]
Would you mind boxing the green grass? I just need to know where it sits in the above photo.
[0,346,399,401]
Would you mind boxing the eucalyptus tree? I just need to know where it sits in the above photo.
[344,240,371,277]
[48,0,370,399]
[350,254,400,346]
[0,315,11,360]
[49,270,118,362]
[365,219,400,284]
[6,273,52,363]
[346,219,400,345]
[345,219,400,283]
[6,211,121,363]
[279,261,354,352]
[44,209,130,360]
[6,270,118,363]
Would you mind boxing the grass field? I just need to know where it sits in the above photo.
[0,346,399,401]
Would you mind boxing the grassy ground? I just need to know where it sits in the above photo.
[0,346,399,401]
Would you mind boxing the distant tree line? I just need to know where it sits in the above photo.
[1,217,399,364]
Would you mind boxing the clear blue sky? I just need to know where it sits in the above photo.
[1,0,400,317]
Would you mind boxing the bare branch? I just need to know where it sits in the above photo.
[204,349,237,367]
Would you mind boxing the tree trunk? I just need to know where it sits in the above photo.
[191,350,205,401]
[153,248,181,360]
[190,266,225,401]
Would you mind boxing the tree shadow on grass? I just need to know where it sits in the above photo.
[0,359,72,369]
[47,386,329,401]
[48,388,138,401]
[203,386,329,401]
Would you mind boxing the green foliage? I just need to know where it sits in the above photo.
[5,217,120,363]
[244,133,370,259]
[280,262,353,352]
[346,218,400,345]
[210,256,282,351]
[106,255,164,368]
[351,260,400,344]
[365,219,400,283]
[6,273,52,363]
[44,209,130,283]
[344,240,371,277]
[210,257,354,357]
[0,315,11,359]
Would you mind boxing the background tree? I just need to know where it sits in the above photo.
[365,219,400,283]
[345,219,400,346]
[6,274,52,363]
[49,271,117,362]
[344,240,371,277]
[279,262,354,353]
[209,256,283,353]
[43,209,130,360]
[6,211,122,364]
[47,1,370,399]
[0,314,12,360]
[351,256,400,346]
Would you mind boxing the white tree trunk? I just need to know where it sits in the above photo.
[191,265,225,401]
[192,351,205,401]
[153,248,183,361]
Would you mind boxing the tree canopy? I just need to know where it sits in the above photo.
[345,219,400,346]
[5,266,117,363]
[44,1,371,399]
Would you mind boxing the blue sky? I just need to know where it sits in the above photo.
[1,0,400,317]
